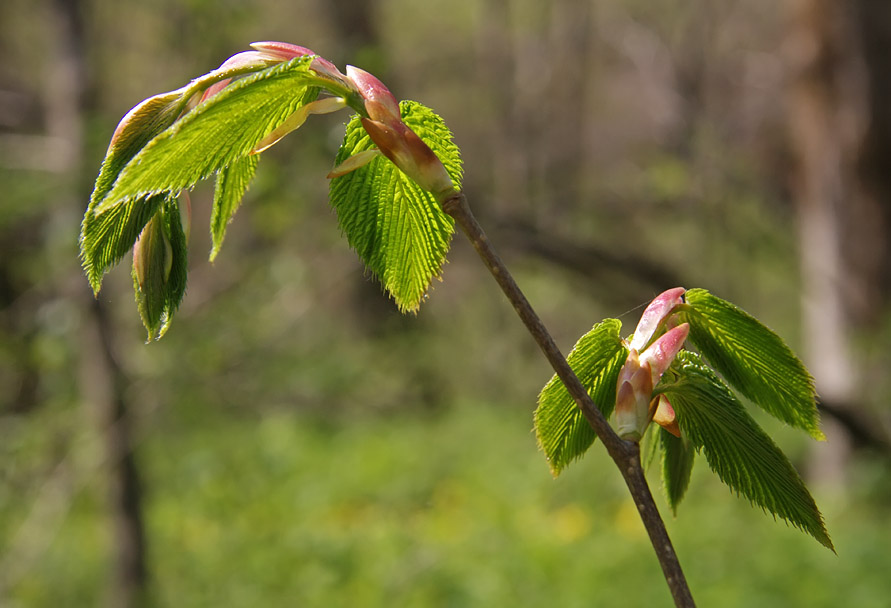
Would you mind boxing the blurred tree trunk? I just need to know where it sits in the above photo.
[785,0,891,485]
[537,0,592,223]
[79,300,148,608]
[475,0,527,215]
[852,2,891,307]
[49,0,148,605]
[474,0,592,222]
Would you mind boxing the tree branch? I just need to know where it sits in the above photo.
[818,398,891,456]
[496,214,684,294]
[442,191,696,608]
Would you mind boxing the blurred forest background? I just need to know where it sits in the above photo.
[2,0,891,606]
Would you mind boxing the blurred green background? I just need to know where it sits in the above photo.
[2,0,890,606]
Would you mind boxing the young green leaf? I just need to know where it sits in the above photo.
[210,155,259,261]
[660,351,833,550]
[82,195,168,293]
[96,57,321,214]
[534,319,628,475]
[81,89,190,292]
[660,427,695,513]
[132,195,189,341]
[93,89,190,207]
[328,101,461,312]
[678,289,823,440]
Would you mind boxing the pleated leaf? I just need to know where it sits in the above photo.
[535,319,628,475]
[81,89,189,291]
[679,289,823,440]
[81,57,321,293]
[210,154,259,261]
[329,101,462,312]
[660,351,833,550]
[660,427,696,514]
[95,57,318,213]
[93,89,189,209]
[132,195,189,341]
[82,195,169,293]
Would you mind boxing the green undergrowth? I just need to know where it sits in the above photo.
[3,402,889,607]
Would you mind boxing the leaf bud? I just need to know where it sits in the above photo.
[615,322,690,441]
[629,287,686,352]
[342,66,454,200]
[132,212,172,291]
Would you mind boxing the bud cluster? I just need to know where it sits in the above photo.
[614,288,688,441]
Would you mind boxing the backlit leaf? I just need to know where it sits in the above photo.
[210,155,259,261]
[660,351,833,550]
[82,195,167,293]
[81,90,188,292]
[660,427,695,513]
[96,57,320,214]
[82,57,323,293]
[679,289,823,440]
[328,101,461,312]
[534,319,627,475]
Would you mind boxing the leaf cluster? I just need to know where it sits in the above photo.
[80,46,829,552]
[80,55,462,339]
[534,289,832,549]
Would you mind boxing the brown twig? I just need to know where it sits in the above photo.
[442,191,696,608]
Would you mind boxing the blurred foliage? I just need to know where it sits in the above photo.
[1,0,889,605]
[4,403,891,607]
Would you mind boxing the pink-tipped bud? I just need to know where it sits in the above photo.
[346,65,401,122]
[359,118,454,198]
[614,350,656,441]
[614,322,689,442]
[651,395,680,437]
[337,65,455,199]
[629,287,686,352]
[251,42,353,91]
[639,323,690,385]
[200,43,356,105]
[249,41,315,61]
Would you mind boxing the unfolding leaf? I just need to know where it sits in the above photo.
[210,155,259,261]
[660,427,695,513]
[96,57,320,214]
[82,195,168,293]
[328,101,461,312]
[660,351,833,550]
[81,90,188,292]
[94,89,190,207]
[132,195,189,341]
[679,289,823,440]
[534,319,628,475]
[82,57,326,294]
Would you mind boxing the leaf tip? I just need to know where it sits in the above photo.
[543,454,563,478]
[85,264,104,296]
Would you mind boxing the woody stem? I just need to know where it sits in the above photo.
[441,191,696,608]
